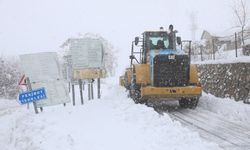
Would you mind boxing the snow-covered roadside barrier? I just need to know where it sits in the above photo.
[199,92,250,124]
[0,80,221,150]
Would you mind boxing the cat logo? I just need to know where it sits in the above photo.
[168,55,175,60]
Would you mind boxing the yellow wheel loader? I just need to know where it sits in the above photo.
[120,26,202,109]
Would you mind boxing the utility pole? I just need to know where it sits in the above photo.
[212,39,215,60]
[235,32,238,57]
[190,12,198,42]
[200,45,203,61]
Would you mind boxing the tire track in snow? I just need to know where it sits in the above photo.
[155,107,250,150]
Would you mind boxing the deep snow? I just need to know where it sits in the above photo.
[199,92,250,124]
[0,78,221,150]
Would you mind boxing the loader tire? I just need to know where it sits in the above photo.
[133,89,141,104]
[189,97,199,109]
[179,98,189,108]
[130,74,143,104]
[179,98,199,109]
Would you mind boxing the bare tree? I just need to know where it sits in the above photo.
[232,0,248,46]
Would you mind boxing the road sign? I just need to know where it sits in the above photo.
[19,52,71,107]
[73,68,106,79]
[20,52,62,82]
[18,88,47,105]
[18,75,26,86]
[31,80,70,107]
[70,38,104,69]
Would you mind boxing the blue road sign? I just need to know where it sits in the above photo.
[18,88,47,104]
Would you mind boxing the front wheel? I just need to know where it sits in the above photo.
[179,97,199,109]
[179,98,188,108]
[189,97,199,109]
[133,89,141,104]
[130,74,140,104]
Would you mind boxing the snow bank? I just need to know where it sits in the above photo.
[0,78,220,150]
[0,99,20,110]
[199,92,250,124]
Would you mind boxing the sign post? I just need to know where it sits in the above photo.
[26,77,39,114]
[97,78,101,99]
[78,79,84,105]
[88,81,91,100]
[91,79,94,99]
[72,84,75,105]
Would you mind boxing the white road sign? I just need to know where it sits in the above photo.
[69,38,104,69]
[31,80,70,107]
[19,52,70,107]
[20,52,62,82]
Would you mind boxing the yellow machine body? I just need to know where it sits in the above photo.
[122,68,132,88]
[119,76,125,86]
[133,64,201,99]
[125,68,132,84]
[141,86,202,99]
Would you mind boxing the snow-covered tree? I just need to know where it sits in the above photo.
[0,56,21,99]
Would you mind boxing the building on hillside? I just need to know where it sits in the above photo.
[200,30,220,54]
[200,28,250,53]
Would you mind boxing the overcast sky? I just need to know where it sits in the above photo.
[0,0,249,70]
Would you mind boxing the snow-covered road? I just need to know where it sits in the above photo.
[154,93,250,150]
[169,108,250,150]
[0,78,249,150]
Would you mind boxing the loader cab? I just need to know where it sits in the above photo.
[141,31,171,64]
[131,28,186,67]
[144,31,169,50]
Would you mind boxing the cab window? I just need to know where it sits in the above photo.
[146,32,169,49]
